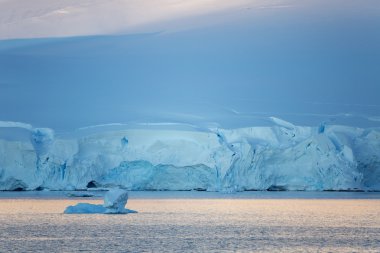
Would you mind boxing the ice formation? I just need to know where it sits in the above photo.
[64,188,136,214]
[0,121,379,192]
[64,203,107,214]
[103,188,130,214]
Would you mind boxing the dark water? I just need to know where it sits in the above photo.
[0,192,379,252]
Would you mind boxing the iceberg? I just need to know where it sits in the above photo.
[0,121,379,192]
[64,203,107,214]
[103,188,130,214]
[64,188,137,214]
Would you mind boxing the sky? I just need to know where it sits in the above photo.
[0,0,380,132]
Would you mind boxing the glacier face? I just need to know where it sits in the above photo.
[0,122,379,192]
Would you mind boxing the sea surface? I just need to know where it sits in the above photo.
[0,191,379,252]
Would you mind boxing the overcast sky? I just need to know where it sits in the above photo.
[0,0,379,131]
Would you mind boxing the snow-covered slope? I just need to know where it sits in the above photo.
[0,121,379,191]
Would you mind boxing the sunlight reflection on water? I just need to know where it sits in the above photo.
[0,194,379,252]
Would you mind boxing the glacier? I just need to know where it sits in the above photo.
[0,121,379,192]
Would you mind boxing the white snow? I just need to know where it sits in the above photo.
[0,121,379,192]
[30,128,55,156]
[269,117,295,130]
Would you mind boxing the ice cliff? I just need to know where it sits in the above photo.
[0,121,379,191]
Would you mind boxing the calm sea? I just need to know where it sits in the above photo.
[0,191,379,252]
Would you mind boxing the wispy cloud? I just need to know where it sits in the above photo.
[0,0,294,39]
[0,121,33,130]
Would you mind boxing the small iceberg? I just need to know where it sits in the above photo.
[64,203,107,214]
[103,188,130,214]
[64,188,137,214]
[66,192,95,198]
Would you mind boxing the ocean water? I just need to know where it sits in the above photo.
[0,192,379,252]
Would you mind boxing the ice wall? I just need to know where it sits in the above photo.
[0,123,379,191]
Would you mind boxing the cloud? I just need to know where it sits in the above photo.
[0,0,292,39]
[0,121,33,130]
[368,116,380,122]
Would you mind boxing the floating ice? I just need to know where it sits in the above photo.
[103,188,130,214]
[66,192,95,198]
[64,188,137,214]
[64,203,106,214]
